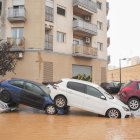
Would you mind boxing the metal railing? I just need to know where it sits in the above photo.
[7,37,25,51]
[8,7,26,19]
[73,45,97,58]
[73,0,97,13]
[73,19,97,35]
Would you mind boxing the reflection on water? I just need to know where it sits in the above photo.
[0,106,140,140]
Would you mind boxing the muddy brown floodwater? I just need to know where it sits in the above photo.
[0,106,140,140]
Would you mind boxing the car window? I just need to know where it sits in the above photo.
[137,83,140,89]
[86,85,105,99]
[25,82,45,96]
[9,80,24,88]
[67,82,86,93]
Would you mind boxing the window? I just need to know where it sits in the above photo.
[67,82,86,93]
[25,82,44,96]
[10,80,24,88]
[87,86,105,99]
[12,27,24,38]
[97,21,103,30]
[97,42,103,51]
[57,5,66,16]
[57,31,66,42]
[0,1,2,16]
[137,83,140,89]
[97,1,102,10]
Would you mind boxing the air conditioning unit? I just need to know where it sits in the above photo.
[85,37,91,44]
[84,16,90,21]
[16,52,23,59]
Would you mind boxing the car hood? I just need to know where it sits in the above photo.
[108,96,129,108]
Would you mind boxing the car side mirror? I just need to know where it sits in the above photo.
[101,96,106,100]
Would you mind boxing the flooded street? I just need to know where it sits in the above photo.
[0,106,140,140]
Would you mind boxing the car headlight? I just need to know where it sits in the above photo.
[122,106,130,111]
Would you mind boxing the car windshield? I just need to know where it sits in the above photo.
[98,86,114,99]
[39,85,50,95]
[121,81,132,88]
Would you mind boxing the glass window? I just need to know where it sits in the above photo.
[57,5,66,16]
[97,1,102,10]
[97,21,103,30]
[25,82,44,96]
[57,31,66,42]
[12,27,24,38]
[10,80,24,88]
[86,85,105,99]
[67,82,86,93]
[137,83,140,89]
[0,2,2,16]
[97,42,103,51]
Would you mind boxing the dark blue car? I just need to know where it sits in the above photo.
[0,79,68,115]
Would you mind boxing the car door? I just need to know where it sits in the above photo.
[66,82,86,108]
[83,85,108,115]
[20,82,44,109]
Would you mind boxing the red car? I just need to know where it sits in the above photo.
[117,80,140,111]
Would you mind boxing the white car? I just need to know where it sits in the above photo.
[0,100,17,113]
[50,78,132,118]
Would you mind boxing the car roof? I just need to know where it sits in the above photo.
[9,78,43,86]
[61,78,99,88]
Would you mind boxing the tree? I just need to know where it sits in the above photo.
[0,40,17,76]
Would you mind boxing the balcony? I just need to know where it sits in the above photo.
[7,7,26,22]
[73,0,97,16]
[106,2,109,15]
[73,45,97,58]
[45,35,53,51]
[73,19,97,37]
[107,37,110,47]
[7,37,25,51]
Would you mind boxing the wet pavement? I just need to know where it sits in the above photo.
[0,106,140,140]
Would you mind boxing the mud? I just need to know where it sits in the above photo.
[0,106,139,140]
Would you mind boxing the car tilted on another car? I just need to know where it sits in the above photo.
[49,78,131,118]
[117,80,140,111]
[0,79,67,115]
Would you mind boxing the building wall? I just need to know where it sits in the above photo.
[107,64,140,83]
[2,0,108,84]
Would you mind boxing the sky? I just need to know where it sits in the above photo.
[108,0,140,67]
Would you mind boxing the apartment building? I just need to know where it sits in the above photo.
[0,0,110,84]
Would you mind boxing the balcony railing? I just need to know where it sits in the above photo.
[45,6,53,22]
[73,19,97,36]
[7,37,25,51]
[73,0,97,14]
[73,45,97,58]
[8,7,26,22]
[45,35,53,51]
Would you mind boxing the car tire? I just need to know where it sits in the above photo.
[54,95,67,108]
[106,108,121,118]
[0,90,11,103]
[128,98,140,111]
[45,105,56,115]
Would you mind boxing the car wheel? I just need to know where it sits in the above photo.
[45,105,56,115]
[54,95,67,108]
[0,90,11,103]
[106,108,121,118]
[128,98,140,111]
